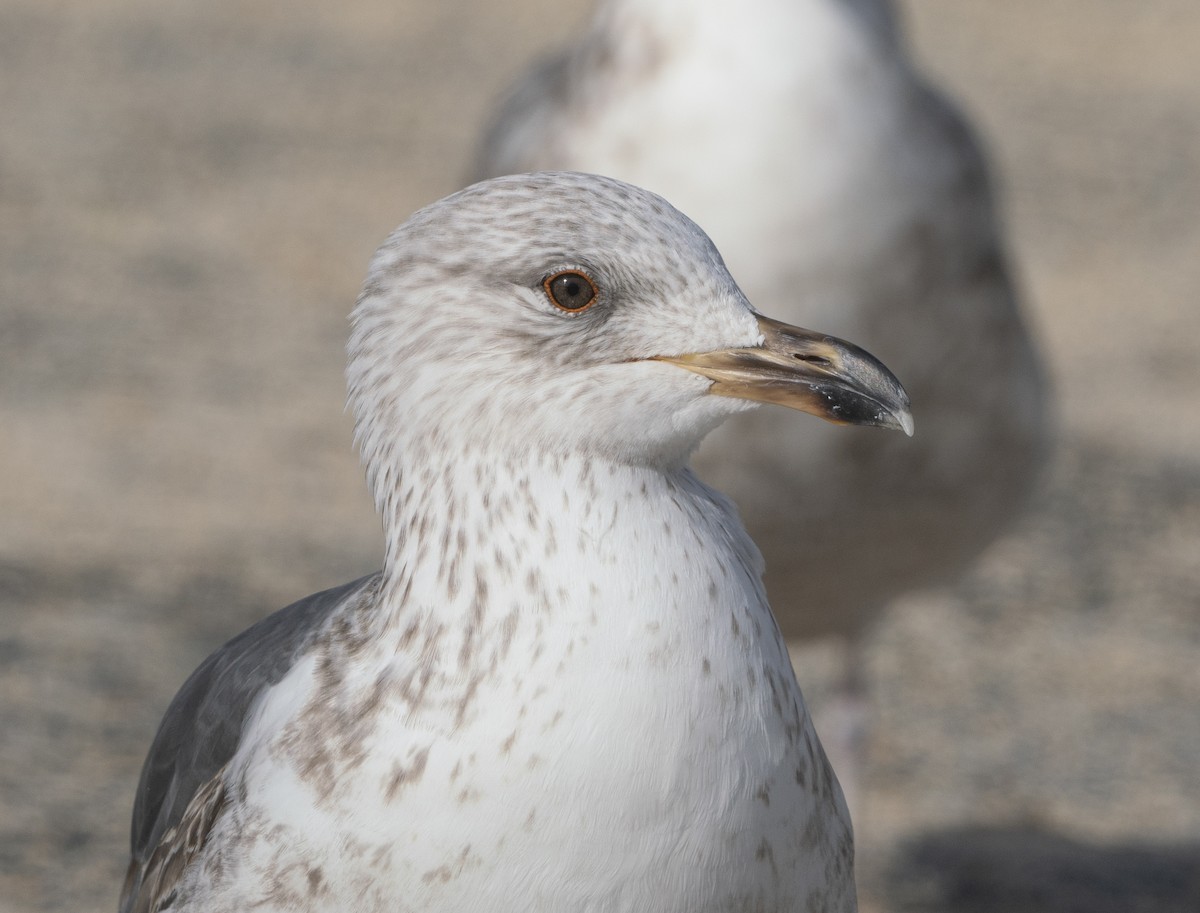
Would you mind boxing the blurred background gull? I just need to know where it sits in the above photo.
[0,2,1197,912]
[474,0,1050,815]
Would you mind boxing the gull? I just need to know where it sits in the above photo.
[476,0,1049,796]
[119,172,912,913]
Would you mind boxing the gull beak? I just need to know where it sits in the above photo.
[657,314,914,435]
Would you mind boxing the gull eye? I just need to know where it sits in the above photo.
[543,270,598,313]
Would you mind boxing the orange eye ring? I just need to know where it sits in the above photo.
[543,270,598,313]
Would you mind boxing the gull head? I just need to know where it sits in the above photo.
[347,172,910,493]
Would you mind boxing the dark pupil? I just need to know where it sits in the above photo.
[553,274,593,309]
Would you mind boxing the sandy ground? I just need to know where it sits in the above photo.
[1,1,1198,910]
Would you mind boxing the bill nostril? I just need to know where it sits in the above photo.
[792,353,832,368]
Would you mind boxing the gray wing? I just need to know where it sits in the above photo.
[472,51,571,181]
[120,572,380,911]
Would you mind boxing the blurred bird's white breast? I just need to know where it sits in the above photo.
[538,0,916,320]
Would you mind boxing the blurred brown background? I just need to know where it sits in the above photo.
[1,1,1197,911]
